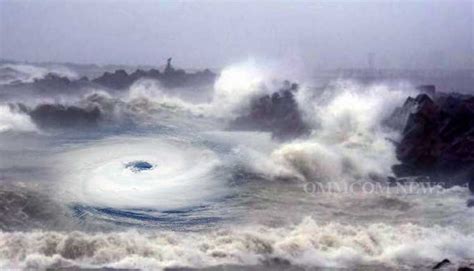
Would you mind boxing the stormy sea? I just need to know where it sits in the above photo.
[0,60,473,270]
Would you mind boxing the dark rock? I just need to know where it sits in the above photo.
[3,59,216,94]
[395,94,440,172]
[158,58,216,89]
[228,81,308,140]
[469,176,474,193]
[31,73,73,91]
[148,68,161,77]
[92,58,216,90]
[416,84,436,97]
[390,89,474,186]
[384,96,418,131]
[0,72,90,97]
[433,259,451,269]
[262,257,291,266]
[458,267,474,271]
[29,104,101,129]
[467,198,474,208]
[92,69,133,89]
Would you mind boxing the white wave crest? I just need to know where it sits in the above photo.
[268,82,416,182]
[128,79,206,115]
[0,63,78,84]
[1,217,473,270]
[209,60,270,118]
[0,105,37,133]
[108,61,276,121]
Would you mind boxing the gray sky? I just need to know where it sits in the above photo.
[1,0,472,69]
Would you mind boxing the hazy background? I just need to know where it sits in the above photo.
[1,0,473,70]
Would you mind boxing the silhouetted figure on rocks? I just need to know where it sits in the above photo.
[164,57,175,74]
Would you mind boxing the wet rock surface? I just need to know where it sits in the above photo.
[0,59,217,97]
[29,104,101,129]
[92,58,216,89]
[228,81,308,140]
[433,259,451,269]
[389,86,474,185]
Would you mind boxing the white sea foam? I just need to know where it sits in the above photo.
[209,60,270,118]
[1,217,473,270]
[128,79,206,115]
[116,74,417,186]
[2,60,469,271]
[266,82,416,182]
[0,105,37,133]
[121,60,274,120]
[0,63,78,84]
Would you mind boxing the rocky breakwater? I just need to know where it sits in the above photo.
[388,86,474,189]
[228,81,308,140]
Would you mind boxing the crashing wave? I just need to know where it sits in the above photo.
[0,105,38,133]
[0,63,78,85]
[1,217,473,270]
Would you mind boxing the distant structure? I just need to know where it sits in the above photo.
[164,57,175,74]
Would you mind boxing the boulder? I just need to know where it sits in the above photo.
[229,81,308,140]
[92,69,134,89]
[91,58,216,90]
[433,259,451,269]
[390,89,474,186]
[29,104,101,129]
[416,84,436,97]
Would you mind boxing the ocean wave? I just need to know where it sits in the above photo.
[0,185,70,231]
[265,82,416,182]
[0,63,78,85]
[0,105,38,133]
[1,217,473,270]
[11,62,283,132]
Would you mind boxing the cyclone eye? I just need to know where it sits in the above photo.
[125,161,154,172]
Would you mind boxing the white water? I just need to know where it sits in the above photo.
[0,63,78,85]
[0,105,37,133]
[1,217,473,270]
[268,82,415,183]
[0,62,473,270]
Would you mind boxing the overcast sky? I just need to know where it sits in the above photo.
[0,0,472,69]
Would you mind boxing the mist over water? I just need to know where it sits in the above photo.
[1,0,473,266]
[0,59,473,270]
